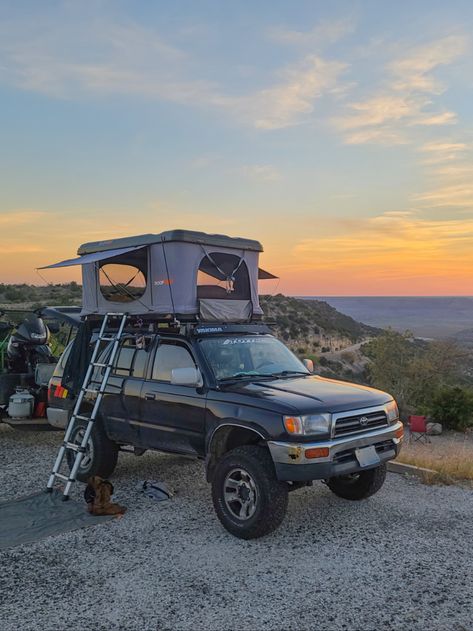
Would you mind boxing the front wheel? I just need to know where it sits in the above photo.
[211,445,288,539]
[326,463,387,500]
[66,420,119,482]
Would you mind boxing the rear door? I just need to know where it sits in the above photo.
[138,339,206,456]
[101,336,152,445]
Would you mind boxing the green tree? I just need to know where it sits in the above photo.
[427,386,473,431]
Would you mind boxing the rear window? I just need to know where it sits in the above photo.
[52,341,74,378]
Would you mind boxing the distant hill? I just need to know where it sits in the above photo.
[304,296,473,338]
[451,328,473,349]
[260,294,379,356]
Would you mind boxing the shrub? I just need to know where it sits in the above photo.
[341,351,356,364]
[427,386,473,431]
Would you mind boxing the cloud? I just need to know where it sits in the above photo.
[333,35,468,145]
[221,55,347,129]
[0,210,48,225]
[289,211,473,287]
[239,164,281,182]
[268,18,355,48]
[0,11,348,130]
[389,35,468,94]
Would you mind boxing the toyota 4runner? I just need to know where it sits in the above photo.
[48,322,404,539]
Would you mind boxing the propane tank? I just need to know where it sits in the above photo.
[7,389,34,419]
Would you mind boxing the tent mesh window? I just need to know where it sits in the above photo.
[98,249,148,304]
[197,253,250,300]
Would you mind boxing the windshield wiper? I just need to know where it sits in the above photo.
[218,373,277,385]
[270,370,310,378]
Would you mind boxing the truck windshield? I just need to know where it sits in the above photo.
[199,335,310,381]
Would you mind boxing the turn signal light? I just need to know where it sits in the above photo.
[395,426,404,440]
[305,447,329,459]
[284,416,302,434]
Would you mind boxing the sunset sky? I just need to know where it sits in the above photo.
[1,0,473,295]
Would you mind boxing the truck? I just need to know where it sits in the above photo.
[48,321,404,539]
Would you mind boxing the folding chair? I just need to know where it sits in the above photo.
[408,415,430,444]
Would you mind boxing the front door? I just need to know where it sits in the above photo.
[138,339,206,456]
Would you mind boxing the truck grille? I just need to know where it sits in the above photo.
[333,410,388,437]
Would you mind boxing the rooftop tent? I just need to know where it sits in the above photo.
[40,230,276,322]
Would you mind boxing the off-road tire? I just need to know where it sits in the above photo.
[66,419,118,482]
[211,445,288,539]
[326,463,387,500]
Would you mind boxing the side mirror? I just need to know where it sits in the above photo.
[47,322,60,334]
[302,358,314,373]
[171,366,203,387]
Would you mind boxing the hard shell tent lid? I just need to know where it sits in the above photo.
[77,230,263,255]
[39,229,275,321]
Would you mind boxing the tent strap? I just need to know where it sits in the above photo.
[201,246,244,294]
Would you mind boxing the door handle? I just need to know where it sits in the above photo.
[144,392,156,400]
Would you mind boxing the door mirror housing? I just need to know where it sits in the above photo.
[302,358,314,373]
[171,366,203,387]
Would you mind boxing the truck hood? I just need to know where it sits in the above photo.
[221,375,392,415]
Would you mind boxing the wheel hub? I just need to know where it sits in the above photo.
[223,468,258,521]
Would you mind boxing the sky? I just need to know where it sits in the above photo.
[1,0,473,295]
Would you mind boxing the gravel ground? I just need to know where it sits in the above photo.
[1,424,472,631]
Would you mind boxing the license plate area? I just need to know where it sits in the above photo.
[355,445,380,468]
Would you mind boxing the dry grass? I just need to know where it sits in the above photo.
[398,434,473,484]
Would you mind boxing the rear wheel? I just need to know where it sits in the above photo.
[211,445,288,539]
[66,420,118,482]
[326,463,387,500]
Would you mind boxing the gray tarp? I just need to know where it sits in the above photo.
[0,490,116,550]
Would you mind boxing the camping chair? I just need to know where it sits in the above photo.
[408,415,430,444]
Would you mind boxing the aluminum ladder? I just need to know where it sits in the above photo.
[46,312,128,500]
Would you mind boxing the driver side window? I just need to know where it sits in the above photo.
[152,343,196,382]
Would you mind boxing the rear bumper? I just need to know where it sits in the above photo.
[46,406,69,429]
[268,421,403,481]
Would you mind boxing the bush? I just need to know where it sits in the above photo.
[427,386,473,431]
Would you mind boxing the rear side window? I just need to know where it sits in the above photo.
[152,343,195,382]
[112,337,151,378]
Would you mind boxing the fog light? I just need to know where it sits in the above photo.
[305,447,329,459]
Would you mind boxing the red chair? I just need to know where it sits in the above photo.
[408,415,430,443]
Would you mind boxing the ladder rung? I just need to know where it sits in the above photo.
[64,442,86,453]
[47,312,128,498]
[54,473,70,482]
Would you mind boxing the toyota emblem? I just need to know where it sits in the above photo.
[359,416,369,426]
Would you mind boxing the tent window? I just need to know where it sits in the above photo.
[99,264,146,302]
[197,253,250,300]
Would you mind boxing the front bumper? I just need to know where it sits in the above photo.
[268,421,403,481]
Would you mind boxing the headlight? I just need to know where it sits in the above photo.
[283,413,331,436]
[385,400,399,423]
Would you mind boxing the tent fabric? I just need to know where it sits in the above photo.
[0,490,115,550]
[199,299,253,322]
[79,241,263,318]
[258,268,278,280]
[41,230,272,320]
[38,245,145,269]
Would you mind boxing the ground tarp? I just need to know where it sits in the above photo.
[0,489,116,550]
